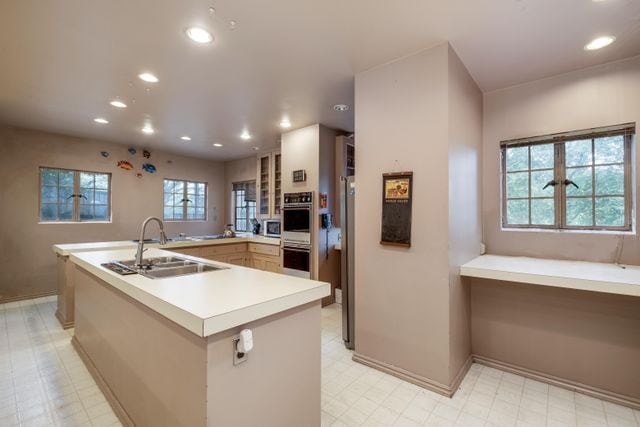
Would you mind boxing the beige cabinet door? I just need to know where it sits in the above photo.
[250,254,281,273]
[263,258,281,273]
[225,253,247,266]
[250,256,266,270]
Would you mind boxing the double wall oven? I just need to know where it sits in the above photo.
[282,192,313,278]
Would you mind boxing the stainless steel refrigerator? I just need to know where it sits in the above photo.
[340,176,355,349]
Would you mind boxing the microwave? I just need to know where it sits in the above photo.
[263,219,281,238]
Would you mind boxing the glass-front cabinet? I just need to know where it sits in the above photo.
[256,150,281,219]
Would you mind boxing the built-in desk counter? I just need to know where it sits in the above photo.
[461,254,640,297]
[461,254,640,410]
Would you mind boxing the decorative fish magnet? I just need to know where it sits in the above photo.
[100,151,110,158]
[143,150,151,159]
[128,147,137,155]
[142,163,156,173]
[117,160,134,170]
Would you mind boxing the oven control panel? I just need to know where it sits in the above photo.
[284,192,313,205]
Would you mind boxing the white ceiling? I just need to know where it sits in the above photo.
[1,0,639,160]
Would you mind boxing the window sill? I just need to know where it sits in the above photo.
[501,227,635,236]
[38,221,112,225]
[163,220,208,223]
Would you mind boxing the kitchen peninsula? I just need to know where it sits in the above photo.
[68,246,329,426]
[53,234,282,328]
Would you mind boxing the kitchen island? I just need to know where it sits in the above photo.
[53,234,282,328]
[68,247,330,426]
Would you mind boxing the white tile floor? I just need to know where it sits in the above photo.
[320,304,640,427]
[0,297,638,427]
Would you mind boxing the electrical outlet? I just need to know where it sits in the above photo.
[233,337,248,365]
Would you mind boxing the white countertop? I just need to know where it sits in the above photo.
[70,248,330,337]
[53,233,280,256]
[461,255,640,297]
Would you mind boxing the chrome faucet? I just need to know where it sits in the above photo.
[135,216,168,267]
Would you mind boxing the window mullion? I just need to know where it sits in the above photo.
[183,181,188,220]
[74,171,80,221]
[555,142,565,229]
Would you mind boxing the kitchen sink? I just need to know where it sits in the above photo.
[188,235,226,240]
[103,256,226,279]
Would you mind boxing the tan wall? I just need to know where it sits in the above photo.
[483,55,640,262]
[223,155,257,225]
[471,280,640,401]
[354,44,454,387]
[0,126,225,300]
[447,45,483,381]
[282,124,341,294]
[477,55,640,401]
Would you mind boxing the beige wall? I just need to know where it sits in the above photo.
[281,124,340,285]
[0,126,225,300]
[476,55,640,402]
[353,43,481,390]
[223,155,257,225]
[483,55,640,262]
[447,45,483,382]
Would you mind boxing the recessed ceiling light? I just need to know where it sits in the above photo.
[141,125,155,135]
[240,130,251,140]
[280,118,292,128]
[138,72,159,83]
[185,27,214,44]
[213,143,223,147]
[252,147,260,151]
[110,100,127,109]
[93,117,109,124]
[180,136,191,141]
[333,104,350,112]
[584,35,616,51]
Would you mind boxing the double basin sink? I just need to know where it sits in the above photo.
[105,256,226,279]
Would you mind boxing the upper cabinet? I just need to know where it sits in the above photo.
[256,150,282,219]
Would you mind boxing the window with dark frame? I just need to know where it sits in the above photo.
[501,123,635,231]
[39,167,111,222]
[233,181,256,232]
[163,179,207,221]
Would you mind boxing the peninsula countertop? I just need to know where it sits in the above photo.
[53,233,280,256]
[69,248,329,337]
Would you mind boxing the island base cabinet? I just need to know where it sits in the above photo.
[55,255,75,329]
[73,267,321,427]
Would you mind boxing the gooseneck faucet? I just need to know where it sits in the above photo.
[135,216,168,267]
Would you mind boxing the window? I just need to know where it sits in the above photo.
[233,181,256,232]
[39,167,111,222]
[501,124,634,231]
[163,179,207,221]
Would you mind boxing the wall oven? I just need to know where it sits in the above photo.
[282,243,311,278]
[282,192,313,278]
[282,192,313,245]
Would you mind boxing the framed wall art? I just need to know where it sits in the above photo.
[380,171,413,247]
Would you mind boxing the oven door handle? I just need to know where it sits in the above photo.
[283,247,310,253]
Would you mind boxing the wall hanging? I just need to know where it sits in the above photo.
[117,160,134,170]
[380,171,413,247]
[100,151,110,158]
[143,150,151,159]
[142,163,157,173]
[128,147,137,155]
